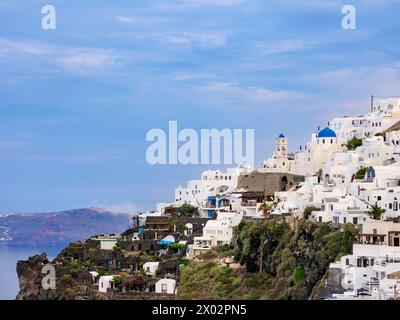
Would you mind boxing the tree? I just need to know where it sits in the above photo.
[342,224,358,255]
[303,206,320,220]
[178,203,198,217]
[261,202,272,217]
[346,137,363,150]
[355,167,367,180]
[368,204,385,220]
[113,276,123,290]
[259,231,266,273]
[293,266,305,283]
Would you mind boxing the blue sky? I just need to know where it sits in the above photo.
[1,0,400,213]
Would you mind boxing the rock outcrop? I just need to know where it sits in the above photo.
[16,253,49,300]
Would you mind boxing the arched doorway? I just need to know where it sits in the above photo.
[280,176,288,191]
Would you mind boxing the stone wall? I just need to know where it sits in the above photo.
[237,172,305,195]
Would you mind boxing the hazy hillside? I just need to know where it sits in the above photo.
[0,208,132,247]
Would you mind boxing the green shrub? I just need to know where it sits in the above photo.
[355,167,367,180]
[346,137,363,150]
[63,274,73,282]
[178,204,198,217]
[293,266,305,282]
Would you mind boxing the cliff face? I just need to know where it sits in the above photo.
[15,219,357,300]
[16,253,49,300]
[16,247,97,300]
[233,219,357,300]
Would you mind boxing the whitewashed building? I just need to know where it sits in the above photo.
[155,279,176,295]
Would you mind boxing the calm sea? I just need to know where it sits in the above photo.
[0,244,63,300]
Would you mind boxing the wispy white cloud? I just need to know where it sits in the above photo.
[153,0,247,11]
[0,38,124,75]
[171,71,215,81]
[58,50,120,74]
[202,81,304,102]
[299,66,400,97]
[93,201,137,214]
[256,39,310,54]
[115,15,170,25]
[157,31,227,47]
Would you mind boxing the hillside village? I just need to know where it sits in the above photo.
[16,97,400,300]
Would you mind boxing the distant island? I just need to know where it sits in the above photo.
[0,208,132,247]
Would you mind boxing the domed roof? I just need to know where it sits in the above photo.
[317,127,336,138]
[278,134,285,138]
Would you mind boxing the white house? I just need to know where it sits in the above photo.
[143,262,160,276]
[329,220,400,299]
[155,279,176,295]
[89,271,99,284]
[202,220,232,247]
[98,275,116,293]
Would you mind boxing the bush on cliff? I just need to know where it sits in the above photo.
[179,219,359,300]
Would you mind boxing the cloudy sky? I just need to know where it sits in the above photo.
[1,0,400,213]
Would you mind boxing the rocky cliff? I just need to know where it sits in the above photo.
[15,218,356,300]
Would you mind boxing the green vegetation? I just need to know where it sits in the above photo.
[68,259,91,272]
[62,274,73,283]
[168,243,185,249]
[178,204,198,217]
[179,259,273,300]
[113,276,123,289]
[293,266,305,282]
[342,224,358,255]
[179,259,191,267]
[355,167,368,180]
[179,219,359,300]
[346,137,363,151]
[98,270,109,277]
[368,204,385,220]
[261,202,273,216]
